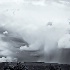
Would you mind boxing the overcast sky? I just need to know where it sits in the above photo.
[0,0,70,63]
[0,0,69,25]
[1,0,70,5]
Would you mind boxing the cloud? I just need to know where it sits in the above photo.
[0,0,70,63]
[0,13,69,63]
[1,0,70,7]
[58,33,70,48]
[0,57,17,62]
[0,19,70,63]
[22,0,70,6]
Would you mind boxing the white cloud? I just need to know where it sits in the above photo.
[0,57,7,62]
[22,0,70,6]
[20,45,28,51]
[58,34,70,48]
[1,0,70,7]
[0,57,17,62]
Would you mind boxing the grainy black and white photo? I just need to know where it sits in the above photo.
[0,0,70,65]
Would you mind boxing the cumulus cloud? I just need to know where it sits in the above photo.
[0,57,17,62]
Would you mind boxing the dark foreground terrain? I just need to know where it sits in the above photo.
[0,62,70,70]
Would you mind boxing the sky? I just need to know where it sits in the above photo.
[0,0,70,64]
